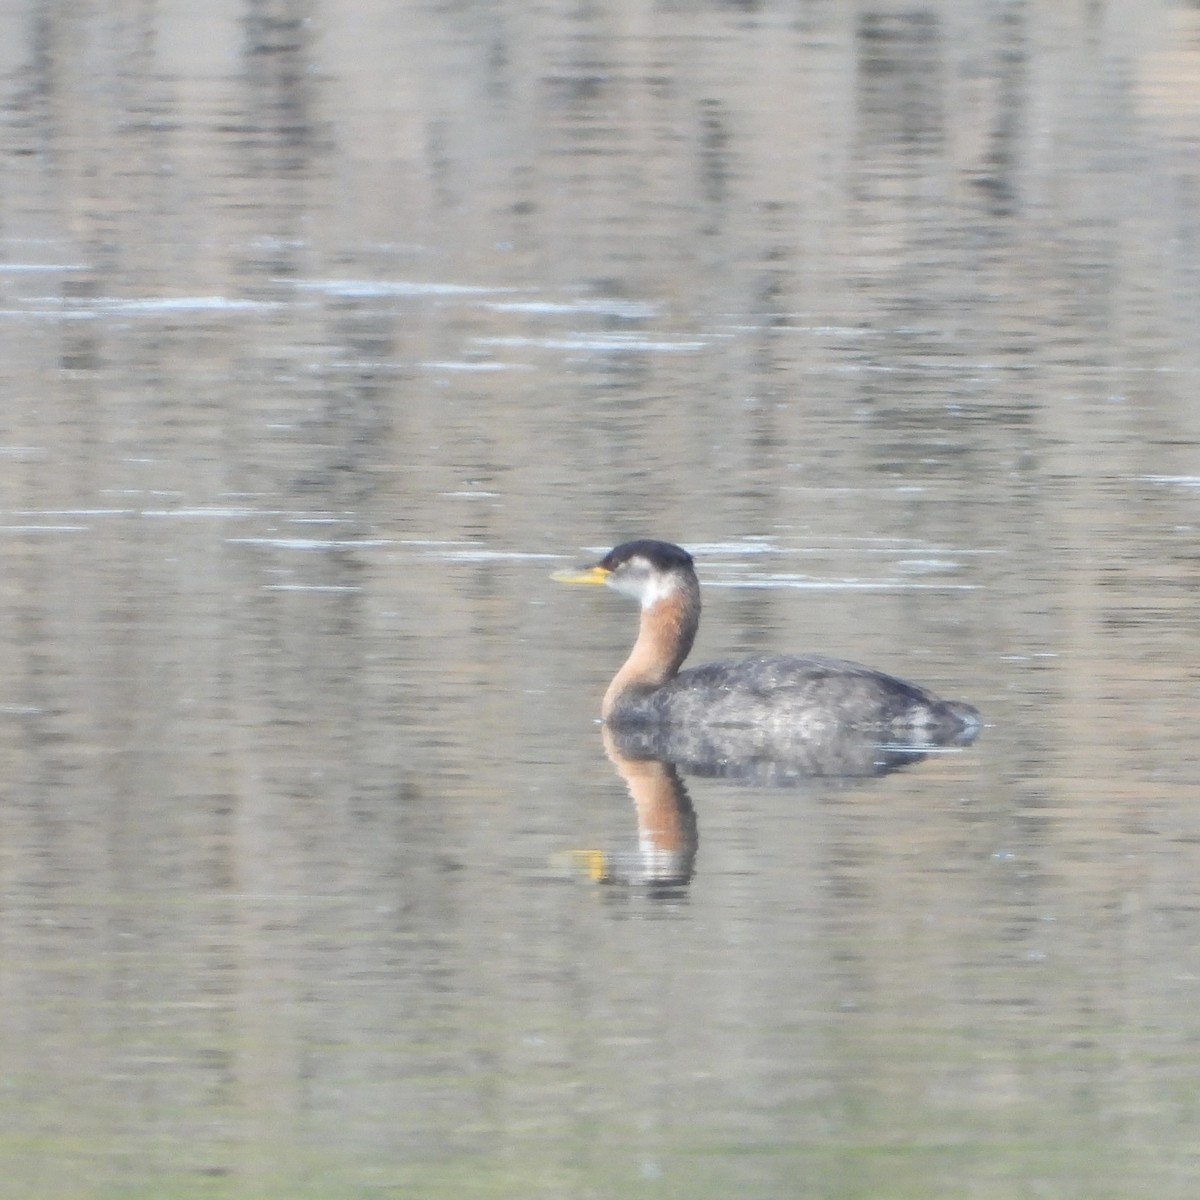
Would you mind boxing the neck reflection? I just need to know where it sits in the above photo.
[577,724,698,892]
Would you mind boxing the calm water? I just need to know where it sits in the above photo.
[3,1,1200,1196]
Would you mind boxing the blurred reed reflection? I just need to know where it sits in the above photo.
[3,0,1200,1196]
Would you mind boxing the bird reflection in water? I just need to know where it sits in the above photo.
[588,711,967,894]
[571,725,699,894]
[555,540,981,892]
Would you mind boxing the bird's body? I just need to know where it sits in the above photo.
[610,652,979,741]
[553,540,980,757]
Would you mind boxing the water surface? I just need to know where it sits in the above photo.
[2,1,1200,1197]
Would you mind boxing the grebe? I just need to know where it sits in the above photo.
[553,539,981,747]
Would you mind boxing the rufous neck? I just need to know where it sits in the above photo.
[601,580,700,718]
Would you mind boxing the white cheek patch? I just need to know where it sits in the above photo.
[639,572,678,609]
[606,572,645,603]
[606,557,679,609]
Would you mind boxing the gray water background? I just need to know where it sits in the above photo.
[2,1,1200,1196]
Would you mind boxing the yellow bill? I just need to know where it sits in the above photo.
[550,564,611,585]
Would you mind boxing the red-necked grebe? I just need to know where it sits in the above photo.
[553,539,981,743]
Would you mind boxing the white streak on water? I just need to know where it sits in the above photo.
[226,538,396,549]
[0,309,93,320]
[0,263,90,272]
[0,296,276,318]
[293,280,519,298]
[94,297,275,313]
[485,299,659,319]
[9,509,131,517]
[420,361,531,372]
[435,550,561,562]
[474,334,706,353]
[262,585,363,592]
[142,507,265,519]
[1143,475,1200,487]
[678,541,779,555]
[0,525,90,533]
[706,577,979,591]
